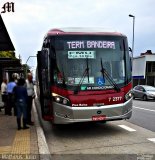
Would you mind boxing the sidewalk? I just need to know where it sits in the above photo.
[0,94,39,159]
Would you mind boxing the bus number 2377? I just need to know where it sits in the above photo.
[109,97,122,102]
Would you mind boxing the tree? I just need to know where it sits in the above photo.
[22,64,31,78]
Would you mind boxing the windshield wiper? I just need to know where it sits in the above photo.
[100,58,120,92]
[62,68,66,86]
[74,58,89,94]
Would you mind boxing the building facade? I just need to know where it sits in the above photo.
[133,50,155,87]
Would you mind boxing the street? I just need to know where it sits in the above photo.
[35,98,155,159]
[128,99,155,132]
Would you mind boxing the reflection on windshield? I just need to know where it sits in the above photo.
[100,58,120,92]
[74,57,90,94]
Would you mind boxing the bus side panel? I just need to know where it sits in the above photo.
[37,51,44,117]
[37,51,53,121]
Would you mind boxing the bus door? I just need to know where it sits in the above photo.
[37,50,52,120]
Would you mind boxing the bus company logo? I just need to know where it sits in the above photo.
[72,103,88,107]
[1,2,15,13]
[81,86,87,91]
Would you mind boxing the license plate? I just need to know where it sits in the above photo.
[92,115,106,121]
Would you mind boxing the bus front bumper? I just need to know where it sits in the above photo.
[53,98,132,124]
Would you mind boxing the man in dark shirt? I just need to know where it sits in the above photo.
[13,78,29,130]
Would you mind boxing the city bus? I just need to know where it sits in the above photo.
[37,28,133,124]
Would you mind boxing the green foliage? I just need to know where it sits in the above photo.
[0,51,16,59]
[22,64,30,70]
[22,64,31,78]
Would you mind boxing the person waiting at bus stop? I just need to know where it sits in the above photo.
[6,77,16,115]
[1,79,7,112]
[13,78,29,130]
[25,73,35,125]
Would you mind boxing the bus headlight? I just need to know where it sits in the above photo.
[52,93,71,105]
[55,97,61,103]
[125,90,133,101]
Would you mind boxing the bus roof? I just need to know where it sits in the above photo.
[45,27,126,37]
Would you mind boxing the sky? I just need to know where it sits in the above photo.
[1,0,155,70]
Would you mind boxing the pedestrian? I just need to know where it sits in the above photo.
[25,73,35,125]
[1,79,7,112]
[6,77,16,115]
[13,78,29,130]
[12,73,19,115]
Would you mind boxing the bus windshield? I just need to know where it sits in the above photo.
[50,35,131,91]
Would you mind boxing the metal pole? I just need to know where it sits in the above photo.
[132,16,135,56]
[25,56,36,77]
[129,14,135,58]
[129,14,135,85]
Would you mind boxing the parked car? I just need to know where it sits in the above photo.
[133,85,155,100]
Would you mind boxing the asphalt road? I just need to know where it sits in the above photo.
[35,98,155,159]
[128,99,155,132]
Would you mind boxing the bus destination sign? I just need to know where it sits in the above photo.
[66,41,115,49]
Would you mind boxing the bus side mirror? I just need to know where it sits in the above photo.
[129,47,132,52]
[43,38,50,48]
[43,42,50,48]
[129,47,133,71]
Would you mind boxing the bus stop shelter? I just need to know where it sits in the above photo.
[0,15,23,83]
[0,15,15,51]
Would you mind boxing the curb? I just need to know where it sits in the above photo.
[33,101,52,160]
